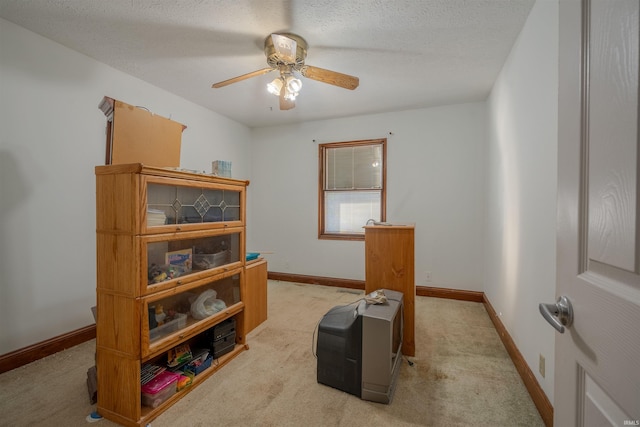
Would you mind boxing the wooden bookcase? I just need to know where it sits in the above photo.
[364,224,415,357]
[95,163,264,426]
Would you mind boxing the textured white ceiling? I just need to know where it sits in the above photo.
[0,0,535,128]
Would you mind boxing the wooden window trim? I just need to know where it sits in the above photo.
[318,138,387,240]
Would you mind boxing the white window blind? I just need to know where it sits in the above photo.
[324,191,381,233]
[325,145,382,190]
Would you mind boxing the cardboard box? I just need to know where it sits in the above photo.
[99,96,186,167]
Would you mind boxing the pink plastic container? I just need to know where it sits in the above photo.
[141,371,180,408]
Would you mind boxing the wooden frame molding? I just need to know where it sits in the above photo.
[317,138,387,241]
[416,285,484,302]
[483,295,554,427]
[268,271,365,290]
[0,324,95,374]
[267,274,484,303]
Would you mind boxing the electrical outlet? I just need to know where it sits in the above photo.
[539,354,545,378]
[425,271,432,282]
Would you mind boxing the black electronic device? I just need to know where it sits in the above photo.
[202,318,237,359]
[316,302,363,396]
[316,289,404,404]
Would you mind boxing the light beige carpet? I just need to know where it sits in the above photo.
[0,281,544,426]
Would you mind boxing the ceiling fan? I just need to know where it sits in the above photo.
[212,33,359,110]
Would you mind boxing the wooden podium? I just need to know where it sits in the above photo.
[364,224,415,356]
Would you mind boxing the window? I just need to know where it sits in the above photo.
[319,139,386,240]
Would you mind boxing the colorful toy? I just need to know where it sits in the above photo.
[167,344,192,368]
[155,305,166,325]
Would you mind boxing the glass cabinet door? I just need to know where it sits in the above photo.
[145,230,242,293]
[143,272,242,356]
[146,182,241,230]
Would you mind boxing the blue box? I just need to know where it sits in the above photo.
[186,355,213,376]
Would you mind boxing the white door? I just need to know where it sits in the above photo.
[550,0,640,425]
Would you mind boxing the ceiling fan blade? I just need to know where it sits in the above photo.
[279,84,295,110]
[271,34,297,63]
[212,67,274,88]
[300,65,359,90]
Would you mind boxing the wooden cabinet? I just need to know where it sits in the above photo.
[95,163,262,426]
[244,259,268,334]
[364,224,415,357]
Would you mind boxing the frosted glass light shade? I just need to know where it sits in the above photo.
[267,78,283,96]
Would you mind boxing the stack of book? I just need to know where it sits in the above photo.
[147,209,167,226]
[140,363,166,385]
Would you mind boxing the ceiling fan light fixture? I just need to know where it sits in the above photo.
[285,75,302,93]
[212,33,360,111]
[267,78,283,96]
[283,90,298,101]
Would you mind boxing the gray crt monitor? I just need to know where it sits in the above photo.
[360,289,404,404]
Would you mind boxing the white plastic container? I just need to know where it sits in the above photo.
[149,313,187,342]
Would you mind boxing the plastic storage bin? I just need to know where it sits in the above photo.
[193,250,230,270]
[186,355,213,376]
[141,371,180,408]
[149,313,187,342]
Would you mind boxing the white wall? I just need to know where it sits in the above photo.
[248,103,487,290]
[485,0,558,401]
[0,18,251,354]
